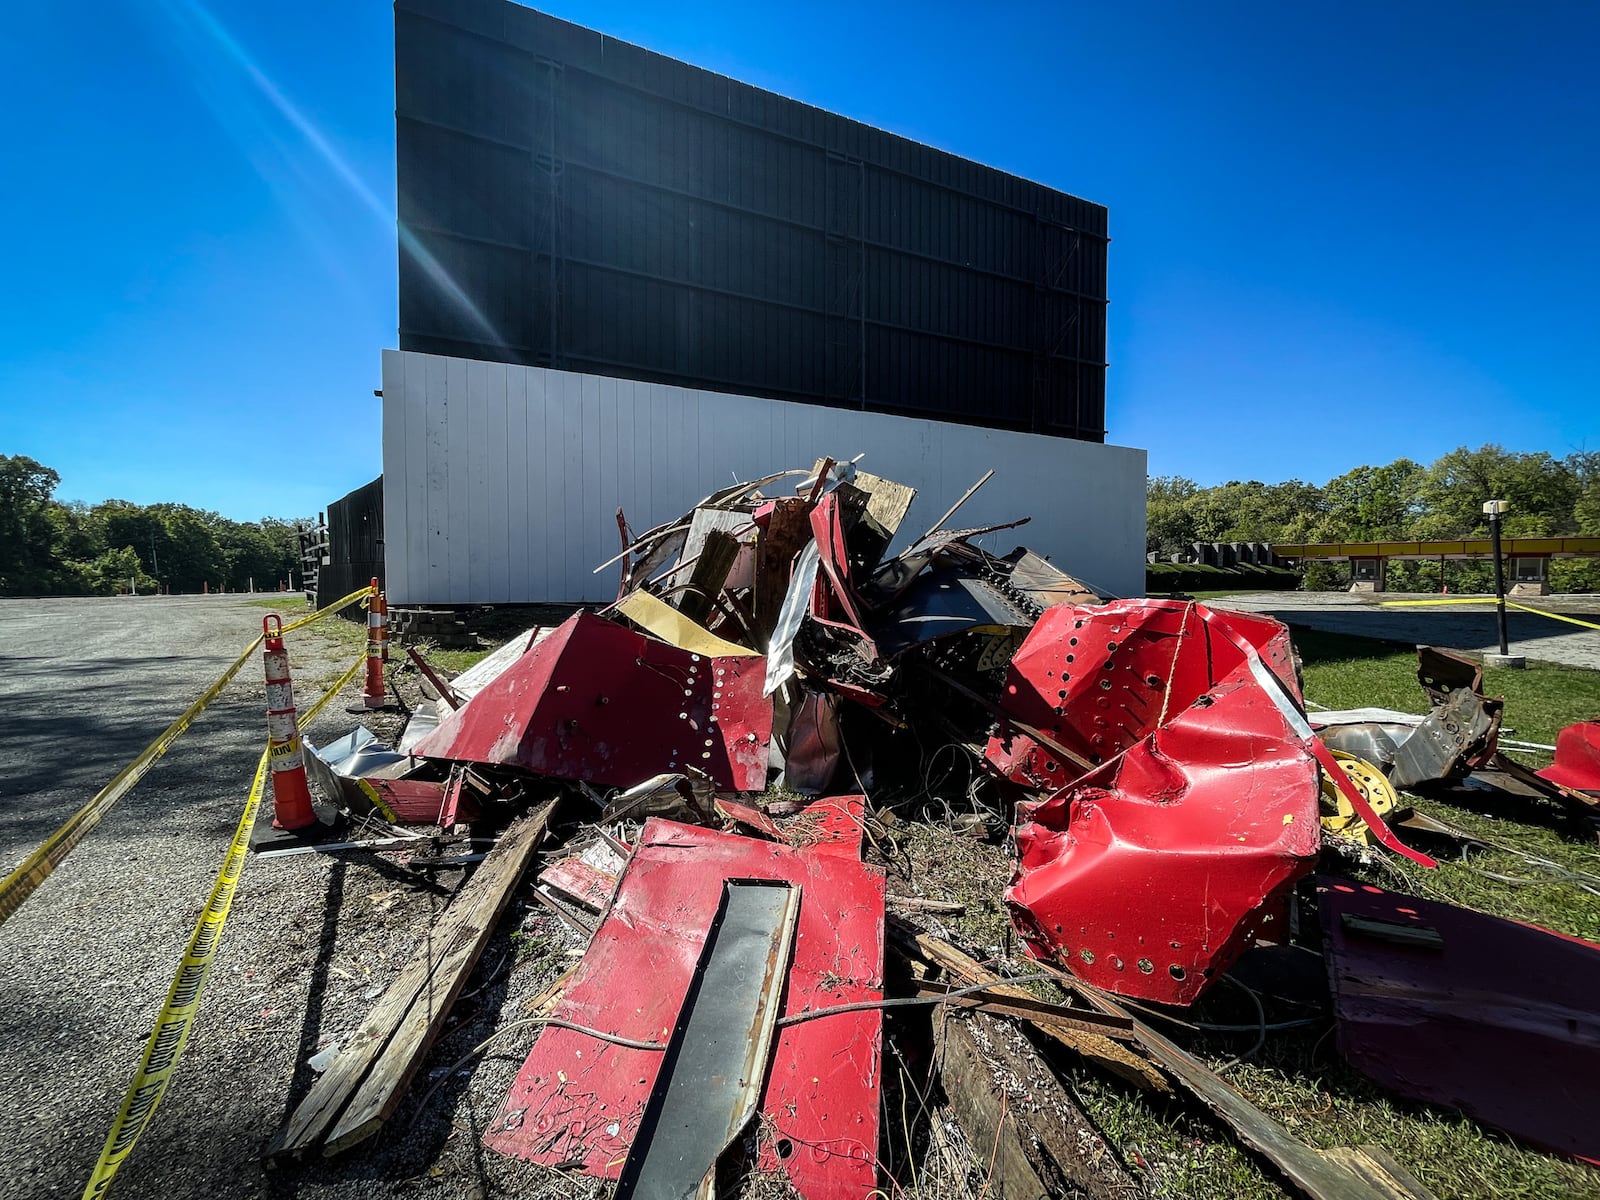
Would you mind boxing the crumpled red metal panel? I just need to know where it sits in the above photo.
[409,612,771,791]
[1000,601,1321,1005]
[985,600,1300,794]
[483,814,885,1198]
[1538,719,1600,792]
[1320,878,1600,1164]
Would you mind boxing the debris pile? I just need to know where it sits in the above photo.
[267,458,1600,1196]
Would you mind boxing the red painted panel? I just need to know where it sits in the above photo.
[410,612,772,791]
[986,600,1299,794]
[483,815,886,1198]
[1000,601,1321,1005]
[1321,878,1600,1163]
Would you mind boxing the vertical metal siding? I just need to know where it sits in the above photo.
[381,349,1145,607]
[394,0,1110,442]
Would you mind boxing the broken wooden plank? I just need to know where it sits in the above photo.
[913,981,1136,1041]
[854,469,917,541]
[1315,1146,1439,1200]
[888,920,1167,1092]
[537,857,616,912]
[752,497,813,645]
[404,645,462,710]
[1059,966,1402,1200]
[933,1008,1138,1200]
[265,802,554,1163]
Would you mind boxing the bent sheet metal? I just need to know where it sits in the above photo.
[483,806,886,1199]
[997,600,1323,1005]
[410,611,772,791]
[1320,878,1600,1164]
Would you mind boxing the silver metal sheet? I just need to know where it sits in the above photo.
[763,541,820,696]
[397,700,441,754]
[615,880,801,1200]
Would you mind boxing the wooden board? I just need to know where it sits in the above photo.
[1315,1147,1439,1200]
[265,802,553,1162]
[888,920,1166,1092]
[1063,967,1404,1200]
[934,1009,1136,1199]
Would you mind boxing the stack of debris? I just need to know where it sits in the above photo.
[268,458,1600,1197]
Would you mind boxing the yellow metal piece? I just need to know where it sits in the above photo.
[615,589,761,657]
[1319,750,1401,845]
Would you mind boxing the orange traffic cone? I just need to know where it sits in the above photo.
[262,614,317,831]
[362,577,391,709]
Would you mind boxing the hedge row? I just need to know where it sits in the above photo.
[1145,562,1301,594]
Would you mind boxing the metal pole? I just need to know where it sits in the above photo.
[1489,510,1509,655]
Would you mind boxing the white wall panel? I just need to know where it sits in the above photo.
[382,350,1148,605]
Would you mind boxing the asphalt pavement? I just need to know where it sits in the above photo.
[1204,591,1600,670]
[0,594,567,1200]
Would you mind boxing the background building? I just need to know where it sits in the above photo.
[378,0,1146,604]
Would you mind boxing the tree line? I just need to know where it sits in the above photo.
[1148,444,1600,592]
[0,454,307,597]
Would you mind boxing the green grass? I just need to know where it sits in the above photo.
[416,643,494,673]
[245,596,309,610]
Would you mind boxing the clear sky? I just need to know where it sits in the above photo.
[2,1,1595,520]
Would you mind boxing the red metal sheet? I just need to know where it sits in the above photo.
[483,814,885,1198]
[985,600,1299,794]
[362,778,450,825]
[537,858,617,911]
[1000,601,1321,1005]
[1320,878,1600,1164]
[410,612,771,791]
[1538,719,1600,792]
[808,493,878,654]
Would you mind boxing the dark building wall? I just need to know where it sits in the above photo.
[394,0,1109,441]
[318,476,384,612]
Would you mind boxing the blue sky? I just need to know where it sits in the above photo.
[1,1,1595,519]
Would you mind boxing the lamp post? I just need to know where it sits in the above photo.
[1481,499,1523,668]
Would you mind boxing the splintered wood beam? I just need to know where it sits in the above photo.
[933,1008,1140,1200]
[886,919,1167,1092]
[265,802,554,1163]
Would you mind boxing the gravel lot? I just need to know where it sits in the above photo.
[0,595,583,1200]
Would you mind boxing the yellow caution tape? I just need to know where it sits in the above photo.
[82,652,365,1198]
[1507,602,1600,631]
[0,586,374,928]
[278,584,375,636]
[355,779,401,823]
[0,635,263,925]
[1380,595,1600,631]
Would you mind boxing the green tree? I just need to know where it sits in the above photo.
[1416,445,1579,538]
[1146,475,1199,555]
[1314,460,1425,541]
[0,455,65,593]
